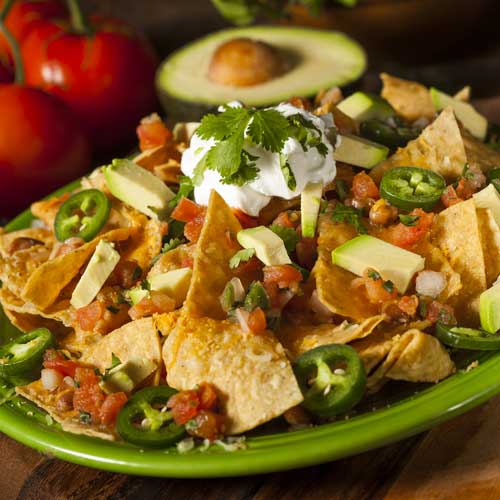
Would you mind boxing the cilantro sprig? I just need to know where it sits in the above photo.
[229,248,256,269]
[331,204,368,234]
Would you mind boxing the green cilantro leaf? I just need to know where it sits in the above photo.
[229,248,256,269]
[399,214,420,226]
[247,109,289,152]
[279,154,297,190]
[162,238,183,254]
[169,176,194,208]
[287,113,327,157]
[382,280,395,293]
[331,204,368,234]
[79,411,92,424]
[367,269,381,280]
[197,107,250,141]
[206,132,246,180]
[220,150,258,186]
[106,305,119,314]
[110,353,122,370]
[270,224,299,253]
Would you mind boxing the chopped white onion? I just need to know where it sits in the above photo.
[229,278,245,303]
[235,308,250,333]
[41,368,63,391]
[63,376,76,388]
[415,271,446,299]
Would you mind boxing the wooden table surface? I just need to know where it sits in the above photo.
[3,2,500,499]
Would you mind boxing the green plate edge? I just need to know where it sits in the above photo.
[1,180,500,478]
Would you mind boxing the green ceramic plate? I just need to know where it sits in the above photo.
[1,181,500,478]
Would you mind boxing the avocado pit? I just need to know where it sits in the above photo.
[208,37,287,88]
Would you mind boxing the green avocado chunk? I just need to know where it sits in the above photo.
[480,282,500,334]
[301,181,323,238]
[336,92,394,122]
[156,26,366,121]
[334,135,389,169]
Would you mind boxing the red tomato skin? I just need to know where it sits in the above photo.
[233,209,259,229]
[171,198,204,223]
[99,392,127,426]
[0,84,91,217]
[21,15,159,154]
[0,59,12,83]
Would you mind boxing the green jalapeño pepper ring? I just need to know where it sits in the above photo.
[0,328,54,384]
[360,119,419,149]
[54,189,111,242]
[380,166,446,211]
[436,324,500,350]
[293,344,366,418]
[117,386,186,448]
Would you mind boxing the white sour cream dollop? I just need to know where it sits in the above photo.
[181,103,337,216]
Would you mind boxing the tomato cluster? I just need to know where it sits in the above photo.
[0,0,158,217]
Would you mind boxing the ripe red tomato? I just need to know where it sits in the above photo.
[21,14,159,154]
[0,0,66,66]
[0,84,91,217]
[0,58,11,83]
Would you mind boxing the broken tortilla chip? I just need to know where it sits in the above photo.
[380,73,435,122]
[22,227,131,310]
[163,314,303,434]
[80,317,161,387]
[277,315,386,361]
[0,228,54,258]
[184,191,242,320]
[431,199,487,325]
[476,207,500,287]
[312,216,379,321]
[16,380,114,441]
[154,310,182,337]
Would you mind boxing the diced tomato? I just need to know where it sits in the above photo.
[388,209,434,249]
[247,307,267,334]
[188,410,225,441]
[128,292,176,320]
[171,197,204,223]
[233,209,259,229]
[184,216,205,243]
[73,383,105,424]
[352,172,379,200]
[296,237,317,270]
[74,367,100,387]
[272,211,295,228]
[425,300,457,325]
[397,295,419,317]
[167,390,200,425]
[136,114,173,152]
[108,260,141,289]
[99,392,128,425]
[455,178,475,200]
[352,268,398,305]
[76,301,106,332]
[233,255,262,276]
[441,185,462,208]
[43,349,79,378]
[198,382,218,411]
[263,265,303,289]
[288,96,311,110]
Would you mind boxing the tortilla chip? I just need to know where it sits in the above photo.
[2,306,69,337]
[154,310,182,337]
[371,108,500,182]
[0,228,54,258]
[277,315,386,361]
[352,330,394,374]
[454,86,471,102]
[477,207,500,286]
[16,380,114,441]
[58,328,103,356]
[163,314,303,434]
[22,228,131,310]
[134,144,179,171]
[380,73,435,122]
[385,329,455,383]
[258,196,300,225]
[312,216,379,321]
[30,193,73,229]
[80,317,161,387]
[431,199,487,325]
[148,244,196,277]
[184,191,242,320]
[153,160,182,184]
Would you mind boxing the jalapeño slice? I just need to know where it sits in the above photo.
[55,189,111,242]
[436,324,500,351]
[293,344,366,417]
[380,166,446,211]
[360,120,419,149]
[117,386,185,448]
[487,168,500,194]
[0,328,54,383]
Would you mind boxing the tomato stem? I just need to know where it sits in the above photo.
[0,0,24,85]
[67,0,91,35]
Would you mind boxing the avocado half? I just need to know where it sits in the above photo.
[156,26,366,122]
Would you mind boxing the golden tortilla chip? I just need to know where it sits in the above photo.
[384,329,455,383]
[153,160,182,184]
[312,216,379,321]
[476,207,500,287]
[431,199,487,325]
[1,306,69,337]
[163,314,303,434]
[258,197,300,225]
[0,228,54,258]
[80,317,161,387]
[184,191,242,320]
[277,315,386,361]
[148,243,196,277]
[371,108,500,182]
[352,330,394,374]
[30,193,73,229]
[16,380,114,441]
[134,144,176,171]
[154,310,182,336]
[380,73,435,122]
[22,228,131,310]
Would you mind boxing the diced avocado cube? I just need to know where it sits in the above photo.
[148,267,192,307]
[103,158,174,219]
[473,184,500,228]
[128,287,149,306]
[336,92,395,122]
[334,135,389,169]
[301,181,323,238]
[237,226,291,266]
[430,87,487,140]
[100,367,134,394]
[71,240,120,309]
[480,282,500,334]
[332,235,425,293]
